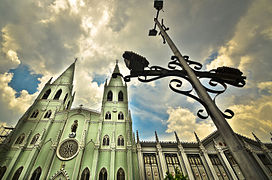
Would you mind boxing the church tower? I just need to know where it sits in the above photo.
[96,61,138,180]
[0,61,140,180]
[0,61,76,179]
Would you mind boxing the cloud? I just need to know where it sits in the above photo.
[166,107,216,141]
[0,73,35,125]
[227,81,272,142]
[0,0,271,143]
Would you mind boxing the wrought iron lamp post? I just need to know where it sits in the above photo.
[114,0,267,179]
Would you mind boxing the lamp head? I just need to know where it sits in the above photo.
[154,0,163,11]
[149,29,158,36]
[123,51,149,73]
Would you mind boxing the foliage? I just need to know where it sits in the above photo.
[164,167,188,180]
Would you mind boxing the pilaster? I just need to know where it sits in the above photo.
[154,131,167,178]
[127,145,133,180]
[174,131,194,180]
[194,132,219,180]
[2,147,23,179]
[110,131,116,180]
[20,145,40,179]
[243,139,272,180]
[213,139,238,180]
[136,131,145,180]
[252,132,272,162]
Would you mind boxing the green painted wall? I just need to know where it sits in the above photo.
[0,62,139,180]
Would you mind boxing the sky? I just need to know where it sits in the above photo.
[0,0,271,142]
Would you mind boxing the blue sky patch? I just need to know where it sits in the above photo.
[8,64,42,98]
[93,74,106,86]
[204,52,218,66]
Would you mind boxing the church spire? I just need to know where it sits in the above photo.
[194,131,201,144]
[52,60,76,85]
[108,60,123,86]
[174,131,181,145]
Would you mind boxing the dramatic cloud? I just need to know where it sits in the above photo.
[166,107,216,141]
[0,0,271,142]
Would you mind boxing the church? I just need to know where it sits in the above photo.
[0,61,271,180]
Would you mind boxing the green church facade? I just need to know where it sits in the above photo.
[1,61,272,180]
[0,61,139,180]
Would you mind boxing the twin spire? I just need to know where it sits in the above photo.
[52,59,123,87]
[52,60,76,85]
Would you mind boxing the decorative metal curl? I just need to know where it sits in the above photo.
[199,77,234,119]
[120,54,244,120]
[138,66,169,82]
[169,78,210,119]
[170,55,203,71]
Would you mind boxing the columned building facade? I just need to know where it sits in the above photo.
[0,62,271,180]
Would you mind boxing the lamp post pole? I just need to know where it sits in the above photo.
[154,18,265,179]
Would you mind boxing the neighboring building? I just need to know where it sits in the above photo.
[0,61,271,180]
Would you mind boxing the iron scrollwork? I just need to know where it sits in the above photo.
[120,55,246,120]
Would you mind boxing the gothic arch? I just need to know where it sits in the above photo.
[118,135,124,146]
[30,166,42,180]
[107,91,113,101]
[105,111,111,120]
[66,101,71,110]
[30,110,39,118]
[30,133,40,145]
[118,91,123,101]
[99,168,107,180]
[15,133,25,145]
[42,89,51,99]
[117,168,125,180]
[44,110,52,118]
[118,112,124,120]
[80,167,90,180]
[12,166,23,180]
[63,93,68,104]
[54,89,62,100]
[0,166,7,180]
[103,135,110,146]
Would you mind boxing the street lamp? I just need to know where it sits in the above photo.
[117,0,267,179]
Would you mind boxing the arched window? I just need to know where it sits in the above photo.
[66,101,71,110]
[30,167,42,180]
[44,110,52,118]
[117,168,125,180]
[118,91,123,101]
[41,89,51,99]
[0,166,7,180]
[30,110,39,118]
[63,93,68,104]
[118,112,124,120]
[99,168,107,180]
[12,166,23,180]
[30,134,40,145]
[103,135,110,146]
[15,134,25,145]
[107,91,113,101]
[71,120,78,133]
[53,89,62,100]
[105,112,111,120]
[80,167,90,180]
[118,135,124,146]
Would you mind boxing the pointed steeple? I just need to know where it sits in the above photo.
[155,131,159,143]
[174,131,180,144]
[136,130,139,144]
[108,60,124,86]
[194,131,201,144]
[53,60,76,85]
[252,132,262,144]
